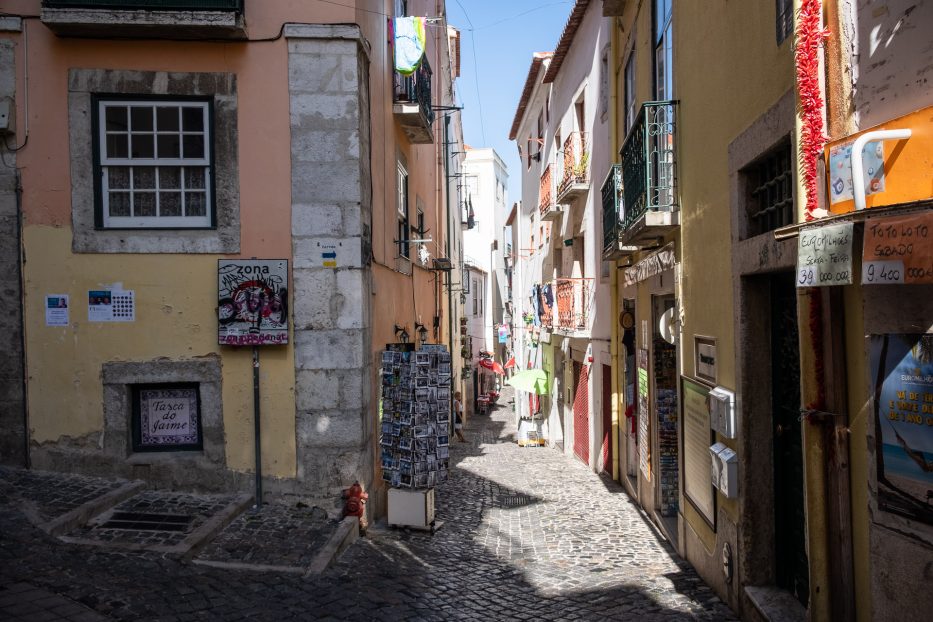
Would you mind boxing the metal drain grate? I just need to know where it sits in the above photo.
[499,495,533,507]
[100,512,193,532]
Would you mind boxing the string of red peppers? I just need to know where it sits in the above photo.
[795,0,831,221]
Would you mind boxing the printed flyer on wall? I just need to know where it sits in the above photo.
[870,333,933,525]
[45,294,69,327]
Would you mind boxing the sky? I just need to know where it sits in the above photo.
[445,0,575,205]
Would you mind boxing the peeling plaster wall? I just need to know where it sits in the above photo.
[852,0,933,129]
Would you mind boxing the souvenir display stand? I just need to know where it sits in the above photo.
[380,344,451,532]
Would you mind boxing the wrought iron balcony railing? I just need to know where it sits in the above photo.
[555,278,592,332]
[538,163,554,217]
[556,131,589,201]
[601,164,624,257]
[619,101,678,233]
[393,57,434,143]
[43,0,242,9]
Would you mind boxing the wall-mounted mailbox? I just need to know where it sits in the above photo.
[709,386,736,438]
[717,447,738,498]
[709,442,727,492]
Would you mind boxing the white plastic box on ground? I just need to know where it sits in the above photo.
[388,487,435,529]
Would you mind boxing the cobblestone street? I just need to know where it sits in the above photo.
[1,389,734,621]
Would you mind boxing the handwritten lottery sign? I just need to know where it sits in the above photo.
[796,222,854,287]
[862,212,933,285]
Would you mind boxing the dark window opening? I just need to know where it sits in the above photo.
[744,139,794,237]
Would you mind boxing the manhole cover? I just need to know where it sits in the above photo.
[499,495,533,507]
[100,512,193,532]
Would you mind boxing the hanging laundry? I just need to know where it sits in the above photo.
[394,17,426,75]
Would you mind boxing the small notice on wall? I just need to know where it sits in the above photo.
[88,289,135,322]
[862,212,933,285]
[796,222,854,287]
[45,294,69,327]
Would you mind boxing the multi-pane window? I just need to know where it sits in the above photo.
[97,99,212,228]
[745,140,794,237]
[397,162,410,258]
[654,0,673,100]
[776,0,793,45]
[624,50,636,134]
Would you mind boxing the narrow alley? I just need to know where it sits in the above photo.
[0,386,733,621]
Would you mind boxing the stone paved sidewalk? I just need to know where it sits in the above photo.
[0,386,736,620]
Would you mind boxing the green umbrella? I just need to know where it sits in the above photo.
[506,369,549,395]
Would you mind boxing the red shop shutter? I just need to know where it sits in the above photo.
[573,362,590,465]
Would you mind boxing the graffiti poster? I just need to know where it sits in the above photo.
[870,333,933,525]
[218,259,288,346]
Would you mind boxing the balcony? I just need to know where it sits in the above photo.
[556,131,590,203]
[41,0,246,39]
[602,164,636,259]
[394,57,435,144]
[554,278,592,335]
[538,163,561,221]
[618,101,679,247]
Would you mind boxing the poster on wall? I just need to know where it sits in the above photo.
[218,260,289,346]
[796,222,853,287]
[132,384,202,452]
[45,294,69,327]
[870,333,933,526]
[828,139,886,204]
[638,348,650,481]
[682,376,716,528]
[88,289,135,322]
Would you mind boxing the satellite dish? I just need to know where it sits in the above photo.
[659,308,676,345]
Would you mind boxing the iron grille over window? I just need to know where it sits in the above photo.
[745,140,794,236]
[776,0,793,45]
[95,98,212,229]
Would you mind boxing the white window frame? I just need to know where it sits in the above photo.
[98,99,212,229]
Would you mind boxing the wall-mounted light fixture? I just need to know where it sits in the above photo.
[415,323,429,346]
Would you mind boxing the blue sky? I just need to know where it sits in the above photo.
[446,1,574,203]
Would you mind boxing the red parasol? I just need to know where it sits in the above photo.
[504,356,516,369]
[478,358,505,375]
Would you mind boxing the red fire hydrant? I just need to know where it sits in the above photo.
[342,482,368,528]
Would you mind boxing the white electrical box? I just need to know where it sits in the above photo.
[388,487,435,529]
[709,442,727,491]
[709,386,736,438]
[717,447,738,498]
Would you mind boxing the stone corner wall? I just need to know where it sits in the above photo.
[0,38,26,467]
[287,25,374,499]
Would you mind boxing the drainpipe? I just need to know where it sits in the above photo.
[15,170,29,468]
[444,115,454,427]
[608,16,621,482]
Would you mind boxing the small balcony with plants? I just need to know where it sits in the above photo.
[538,163,561,221]
[556,131,589,204]
[393,57,435,144]
[40,0,246,39]
[618,100,679,248]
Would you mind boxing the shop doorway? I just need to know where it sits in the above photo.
[601,364,612,474]
[572,360,590,465]
[771,275,809,607]
[652,295,679,538]
[622,299,638,484]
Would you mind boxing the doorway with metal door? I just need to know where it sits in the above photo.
[572,360,590,466]
[771,275,809,608]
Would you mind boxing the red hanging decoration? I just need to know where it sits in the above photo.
[795,0,831,221]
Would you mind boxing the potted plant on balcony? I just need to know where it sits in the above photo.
[571,152,589,183]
